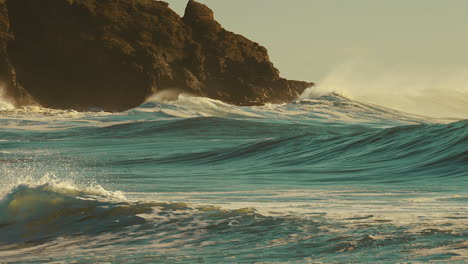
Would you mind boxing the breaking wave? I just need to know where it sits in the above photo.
[301,61,468,119]
[0,175,466,263]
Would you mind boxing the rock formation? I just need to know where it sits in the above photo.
[0,0,32,106]
[1,0,312,111]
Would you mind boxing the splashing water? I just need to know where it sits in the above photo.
[301,61,468,119]
[0,85,14,111]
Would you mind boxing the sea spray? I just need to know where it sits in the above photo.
[0,85,14,111]
[301,61,468,119]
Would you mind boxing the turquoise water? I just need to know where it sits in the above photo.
[0,93,466,263]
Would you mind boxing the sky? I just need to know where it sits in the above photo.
[168,0,468,82]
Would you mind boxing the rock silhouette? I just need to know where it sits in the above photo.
[0,0,312,111]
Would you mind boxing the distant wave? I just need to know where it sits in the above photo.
[1,76,466,122]
[139,92,445,125]
[303,61,468,119]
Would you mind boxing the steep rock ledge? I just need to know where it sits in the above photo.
[0,0,32,106]
[4,0,313,111]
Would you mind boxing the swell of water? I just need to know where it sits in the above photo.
[0,91,466,263]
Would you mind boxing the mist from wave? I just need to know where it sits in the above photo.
[0,86,14,111]
[301,61,468,120]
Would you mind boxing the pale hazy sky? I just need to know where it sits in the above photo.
[168,0,468,83]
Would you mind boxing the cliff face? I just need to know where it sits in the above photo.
[0,0,33,106]
[0,0,22,105]
[182,1,312,105]
[3,0,312,111]
[0,0,13,97]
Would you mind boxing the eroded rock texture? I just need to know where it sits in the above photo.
[0,0,31,106]
[3,0,312,111]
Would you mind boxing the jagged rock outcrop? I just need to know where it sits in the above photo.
[182,0,312,105]
[3,0,312,111]
[0,1,12,89]
[0,0,32,106]
[0,0,23,106]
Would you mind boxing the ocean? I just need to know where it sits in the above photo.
[0,89,466,263]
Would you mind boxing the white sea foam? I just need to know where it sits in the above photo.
[144,91,261,118]
[129,188,468,235]
[0,173,126,201]
[0,105,126,131]
[0,105,112,119]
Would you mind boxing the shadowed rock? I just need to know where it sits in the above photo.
[0,0,32,106]
[2,0,313,111]
[182,0,312,105]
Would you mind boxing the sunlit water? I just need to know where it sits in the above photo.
[0,92,466,263]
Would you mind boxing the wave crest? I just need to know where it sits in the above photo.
[302,61,468,119]
[0,179,142,246]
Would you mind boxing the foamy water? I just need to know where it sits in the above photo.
[0,88,466,263]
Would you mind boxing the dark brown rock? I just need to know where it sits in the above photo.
[3,0,313,111]
[0,0,13,98]
[180,0,313,105]
[0,0,33,106]
[6,0,168,111]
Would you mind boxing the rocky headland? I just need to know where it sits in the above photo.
[0,0,313,111]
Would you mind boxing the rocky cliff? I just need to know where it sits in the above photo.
[1,0,312,111]
[0,0,32,106]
